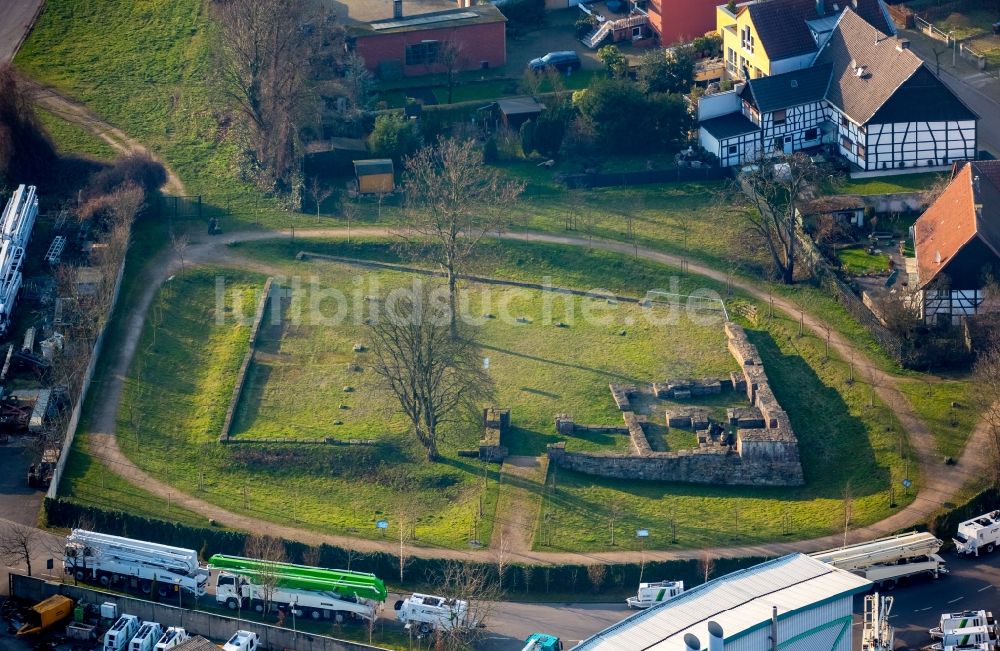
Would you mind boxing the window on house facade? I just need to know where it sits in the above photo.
[856,142,866,159]
[405,40,440,66]
[804,128,818,140]
[841,136,853,153]
[754,67,763,78]
[772,109,787,126]
[728,145,738,154]
[840,114,849,127]
[740,26,754,53]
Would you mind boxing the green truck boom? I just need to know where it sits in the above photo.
[207,554,388,602]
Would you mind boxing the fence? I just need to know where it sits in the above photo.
[46,244,128,499]
[959,41,988,70]
[561,166,728,189]
[913,15,954,44]
[8,574,384,651]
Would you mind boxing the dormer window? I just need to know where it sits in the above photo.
[741,25,755,53]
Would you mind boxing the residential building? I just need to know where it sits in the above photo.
[911,160,1000,325]
[646,0,721,46]
[574,553,871,651]
[348,5,506,79]
[716,0,894,81]
[698,9,978,174]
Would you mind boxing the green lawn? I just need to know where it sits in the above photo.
[897,378,978,460]
[836,247,892,275]
[837,173,943,196]
[37,108,118,161]
[214,239,917,550]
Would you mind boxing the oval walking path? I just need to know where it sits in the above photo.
[84,227,990,566]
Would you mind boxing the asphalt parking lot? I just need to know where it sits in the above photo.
[0,436,45,526]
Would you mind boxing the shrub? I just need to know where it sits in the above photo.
[575,14,598,39]
[368,113,421,163]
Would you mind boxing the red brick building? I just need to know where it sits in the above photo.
[646,0,719,45]
[349,5,507,79]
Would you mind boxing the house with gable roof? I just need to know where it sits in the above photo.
[699,8,978,174]
[716,0,894,80]
[911,160,1000,325]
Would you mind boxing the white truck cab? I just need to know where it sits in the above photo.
[626,580,685,609]
[222,630,260,651]
[395,593,469,635]
[954,511,1000,556]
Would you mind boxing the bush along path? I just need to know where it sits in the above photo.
[79,227,990,565]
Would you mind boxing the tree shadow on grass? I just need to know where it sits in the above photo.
[479,342,646,384]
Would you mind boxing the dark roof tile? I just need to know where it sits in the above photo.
[742,63,832,112]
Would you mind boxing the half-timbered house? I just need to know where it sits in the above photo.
[912,160,1000,325]
[698,8,978,175]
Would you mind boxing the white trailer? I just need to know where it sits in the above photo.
[154,627,190,650]
[64,529,209,598]
[954,510,1000,556]
[104,615,140,651]
[931,611,996,639]
[0,184,37,335]
[810,532,948,589]
[129,622,162,651]
[626,580,685,609]
[394,593,469,635]
[214,573,377,621]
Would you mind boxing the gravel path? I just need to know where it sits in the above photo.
[80,227,990,565]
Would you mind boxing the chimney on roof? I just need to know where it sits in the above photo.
[935,250,942,264]
[897,39,911,51]
[816,0,825,16]
[974,174,981,193]
[393,0,403,19]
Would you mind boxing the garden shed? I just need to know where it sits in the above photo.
[353,159,395,194]
[495,97,545,130]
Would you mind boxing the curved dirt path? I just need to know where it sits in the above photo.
[26,81,186,196]
[84,228,990,565]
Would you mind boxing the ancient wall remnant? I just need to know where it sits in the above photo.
[546,321,805,487]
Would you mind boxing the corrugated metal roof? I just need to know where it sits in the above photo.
[573,554,871,651]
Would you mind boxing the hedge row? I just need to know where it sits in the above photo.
[45,498,766,595]
[930,487,1000,540]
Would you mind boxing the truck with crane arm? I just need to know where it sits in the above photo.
[810,531,947,589]
[63,530,209,598]
[208,554,387,622]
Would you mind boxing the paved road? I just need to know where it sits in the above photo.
[900,28,1000,157]
[0,0,43,64]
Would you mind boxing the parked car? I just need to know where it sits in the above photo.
[527,51,581,74]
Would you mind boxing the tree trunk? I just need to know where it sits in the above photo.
[447,265,458,340]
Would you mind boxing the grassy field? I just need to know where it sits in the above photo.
[36,108,118,161]
[225,239,915,550]
[836,247,892,275]
[897,377,978,459]
[836,172,943,196]
[233,259,737,457]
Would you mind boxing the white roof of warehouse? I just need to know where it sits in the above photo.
[573,553,871,651]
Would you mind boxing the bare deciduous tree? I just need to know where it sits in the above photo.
[366,281,493,460]
[169,228,190,272]
[699,552,715,583]
[212,0,342,187]
[974,333,1000,487]
[402,137,524,337]
[732,152,820,284]
[437,40,466,105]
[430,561,502,651]
[0,522,46,576]
[243,535,286,615]
[586,564,607,593]
[305,176,335,219]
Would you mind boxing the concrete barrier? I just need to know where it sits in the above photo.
[8,574,386,651]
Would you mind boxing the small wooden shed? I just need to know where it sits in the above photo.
[353,159,395,194]
[496,97,545,130]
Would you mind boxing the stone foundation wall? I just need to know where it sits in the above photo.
[547,442,804,486]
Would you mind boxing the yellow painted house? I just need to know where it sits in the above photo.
[716,0,895,80]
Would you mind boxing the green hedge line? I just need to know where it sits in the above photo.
[45,498,767,595]
[931,487,1000,541]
